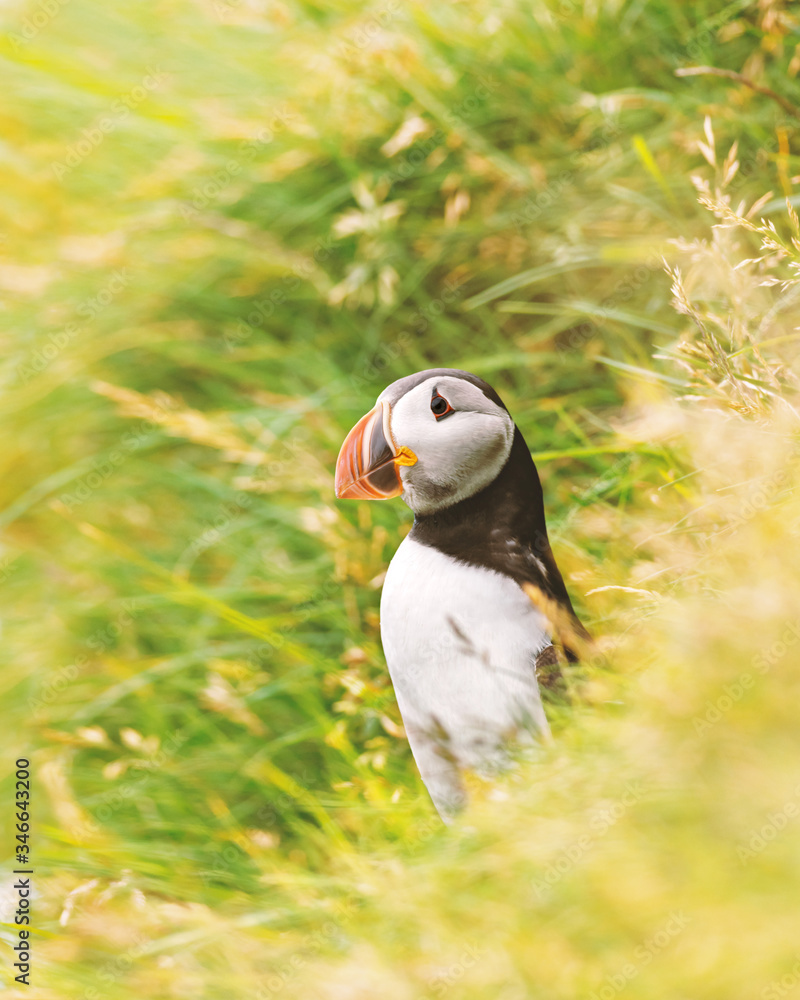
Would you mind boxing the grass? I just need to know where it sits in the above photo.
[1,0,800,996]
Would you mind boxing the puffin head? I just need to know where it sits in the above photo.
[334,369,515,515]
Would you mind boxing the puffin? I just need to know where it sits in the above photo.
[334,368,588,820]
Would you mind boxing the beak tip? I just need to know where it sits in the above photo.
[334,478,360,500]
[333,466,351,499]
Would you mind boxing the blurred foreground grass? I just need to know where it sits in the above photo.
[2,1,800,997]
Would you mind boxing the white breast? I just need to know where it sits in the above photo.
[380,536,551,816]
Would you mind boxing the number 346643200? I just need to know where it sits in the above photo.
[15,758,31,855]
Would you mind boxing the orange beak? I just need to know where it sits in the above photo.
[335,401,417,500]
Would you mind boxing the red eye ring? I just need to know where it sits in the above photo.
[430,391,454,421]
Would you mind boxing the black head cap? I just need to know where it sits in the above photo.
[379,368,508,412]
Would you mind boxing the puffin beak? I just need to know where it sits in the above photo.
[335,401,417,500]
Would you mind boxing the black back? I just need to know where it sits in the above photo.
[410,424,588,661]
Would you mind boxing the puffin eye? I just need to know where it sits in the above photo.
[430,390,454,421]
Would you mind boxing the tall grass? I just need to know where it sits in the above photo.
[1,0,799,996]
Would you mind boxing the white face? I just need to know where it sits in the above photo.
[377,375,514,515]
